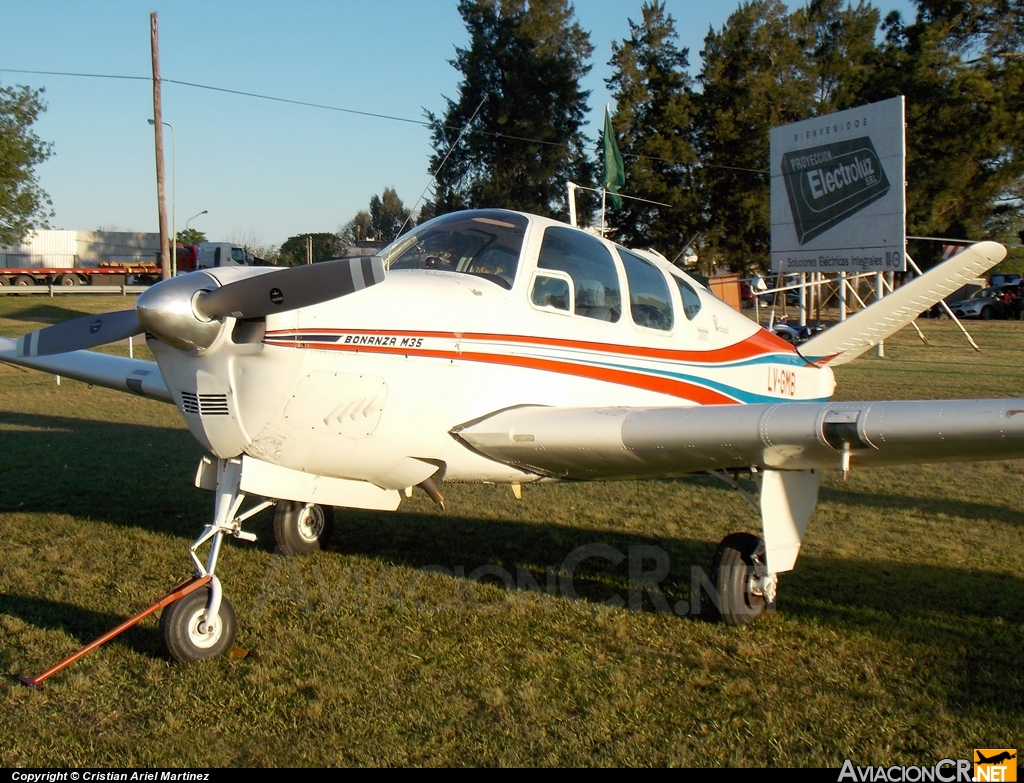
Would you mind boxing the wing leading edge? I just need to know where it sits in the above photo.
[453,399,1024,480]
[0,337,171,403]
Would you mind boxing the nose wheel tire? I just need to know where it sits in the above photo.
[160,587,237,663]
[709,532,768,626]
[273,501,334,555]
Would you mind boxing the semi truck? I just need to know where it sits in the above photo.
[0,232,261,288]
[0,262,163,288]
[175,242,260,273]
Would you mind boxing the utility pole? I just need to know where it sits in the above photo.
[150,12,171,281]
[306,235,312,265]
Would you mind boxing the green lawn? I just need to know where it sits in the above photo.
[1,296,1021,766]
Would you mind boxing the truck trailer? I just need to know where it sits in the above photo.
[1,230,260,288]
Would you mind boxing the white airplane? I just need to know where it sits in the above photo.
[2,208,1021,665]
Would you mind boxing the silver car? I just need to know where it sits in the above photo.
[949,284,1018,320]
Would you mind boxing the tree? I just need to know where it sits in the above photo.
[426,0,596,221]
[605,1,701,257]
[854,0,1024,267]
[279,232,347,266]
[339,188,414,246]
[340,210,373,245]
[229,229,278,264]
[176,227,207,245]
[369,188,413,241]
[790,0,880,112]
[695,0,814,273]
[0,85,54,246]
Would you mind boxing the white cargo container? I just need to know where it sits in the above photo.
[0,230,163,287]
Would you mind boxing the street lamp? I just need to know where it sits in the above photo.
[186,209,208,234]
[148,118,175,275]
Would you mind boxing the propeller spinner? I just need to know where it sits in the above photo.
[15,256,386,358]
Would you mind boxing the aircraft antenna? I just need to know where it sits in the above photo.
[389,95,489,258]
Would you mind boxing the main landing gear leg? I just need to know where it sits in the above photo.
[161,457,272,663]
[709,468,820,625]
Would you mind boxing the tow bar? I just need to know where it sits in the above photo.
[17,575,212,689]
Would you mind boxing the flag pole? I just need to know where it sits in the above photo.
[601,188,607,236]
[603,102,609,236]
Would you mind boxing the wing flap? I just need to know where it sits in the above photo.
[800,241,1007,366]
[453,399,1024,479]
[0,337,171,403]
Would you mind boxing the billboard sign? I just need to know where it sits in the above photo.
[770,97,905,273]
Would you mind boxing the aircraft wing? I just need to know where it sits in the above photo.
[453,399,1024,480]
[799,241,1006,366]
[0,337,171,403]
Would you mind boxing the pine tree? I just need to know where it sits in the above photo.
[695,0,813,273]
[605,1,701,258]
[855,0,1024,266]
[426,0,596,221]
[791,0,880,111]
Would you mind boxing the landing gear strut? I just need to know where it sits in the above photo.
[708,466,819,626]
[161,457,270,662]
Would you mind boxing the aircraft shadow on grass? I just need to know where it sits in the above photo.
[3,303,101,326]
[0,594,163,667]
[818,484,1024,528]
[1,411,1022,714]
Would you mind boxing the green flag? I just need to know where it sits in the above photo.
[602,106,625,210]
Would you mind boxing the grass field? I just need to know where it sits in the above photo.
[1,295,1022,767]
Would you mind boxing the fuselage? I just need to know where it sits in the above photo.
[151,209,836,488]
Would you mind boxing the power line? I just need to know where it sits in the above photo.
[0,66,767,176]
[0,68,148,82]
[165,78,429,128]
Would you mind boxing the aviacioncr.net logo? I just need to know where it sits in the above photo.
[838,758,972,782]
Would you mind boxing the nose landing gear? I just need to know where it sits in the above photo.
[161,457,269,662]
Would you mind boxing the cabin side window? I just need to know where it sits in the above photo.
[670,273,703,320]
[618,249,674,331]
[537,226,621,322]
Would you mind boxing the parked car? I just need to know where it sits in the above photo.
[772,320,829,344]
[948,284,1020,320]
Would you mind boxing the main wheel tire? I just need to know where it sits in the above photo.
[273,501,334,555]
[709,532,767,626]
[160,587,237,663]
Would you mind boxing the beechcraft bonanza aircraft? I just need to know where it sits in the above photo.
[1,209,1022,663]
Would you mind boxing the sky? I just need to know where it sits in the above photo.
[1,0,917,249]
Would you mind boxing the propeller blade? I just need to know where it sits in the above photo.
[195,256,386,320]
[16,309,143,358]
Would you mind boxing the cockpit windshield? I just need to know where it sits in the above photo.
[379,210,528,289]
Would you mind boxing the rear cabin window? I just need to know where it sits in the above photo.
[618,248,673,331]
[531,274,571,312]
[537,226,621,322]
[670,273,703,320]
